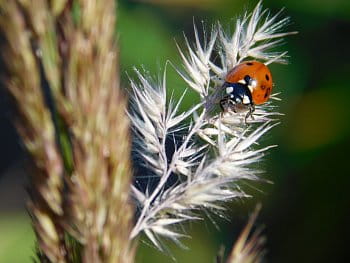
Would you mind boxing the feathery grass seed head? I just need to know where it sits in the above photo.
[129,1,295,251]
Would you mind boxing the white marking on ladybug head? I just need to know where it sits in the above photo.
[226,86,234,94]
[242,95,250,104]
[238,79,246,85]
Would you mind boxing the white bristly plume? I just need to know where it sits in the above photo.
[217,0,297,74]
[176,24,217,98]
[128,1,295,252]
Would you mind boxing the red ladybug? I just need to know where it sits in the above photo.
[220,61,273,118]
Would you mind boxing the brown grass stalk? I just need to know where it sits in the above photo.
[0,0,134,262]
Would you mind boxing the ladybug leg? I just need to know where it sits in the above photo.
[219,98,228,119]
[219,98,226,112]
[250,104,255,119]
[244,104,255,124]
[244,114,249,124]
[220,96,232,112]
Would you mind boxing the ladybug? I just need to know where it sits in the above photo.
[220,61,273,119]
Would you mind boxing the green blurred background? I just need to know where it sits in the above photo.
[1,0,350,262]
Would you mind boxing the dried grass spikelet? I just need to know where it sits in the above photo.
[129,0,296,252]
[0,2,66,262]
[0,0,135,262]
[64,1,135,260]
[226,204,265,263]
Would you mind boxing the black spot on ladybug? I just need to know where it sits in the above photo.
[264,87,271,98]
[246,62,254,66]
[244,75,251,83]
[265,74,270,81]
[260,85,266,90]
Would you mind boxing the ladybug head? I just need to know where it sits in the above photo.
[223,82,253,106]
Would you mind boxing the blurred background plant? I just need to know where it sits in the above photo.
[0,0,349,262]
